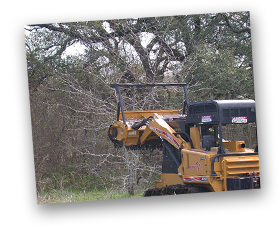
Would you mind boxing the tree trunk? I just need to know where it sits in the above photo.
[125,148,135,195]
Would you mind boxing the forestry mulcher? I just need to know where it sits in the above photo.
[108,83,260,196]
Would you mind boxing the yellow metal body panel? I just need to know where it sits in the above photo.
[223,141,246,152]
[155,174,184,188]
[190,127,200,149]
[180,148,217,190]
[141,114,184,149]
[222,155,259,176]
[177,148,260,192]
[119,109,180,120]
[109,120,141,146]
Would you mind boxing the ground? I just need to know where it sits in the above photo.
[37,189,143,204]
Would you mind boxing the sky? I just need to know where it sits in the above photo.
[63,25,155,58]
[64,42,87,57]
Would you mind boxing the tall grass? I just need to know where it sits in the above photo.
[36,169,145,204]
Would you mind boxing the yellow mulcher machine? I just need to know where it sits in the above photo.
[108,83,260,196]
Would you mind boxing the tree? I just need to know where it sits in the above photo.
[26,12,253,97]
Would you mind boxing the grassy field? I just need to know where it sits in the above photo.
[37,189,144,204]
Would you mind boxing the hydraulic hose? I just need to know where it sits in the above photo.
[132,116,153,130]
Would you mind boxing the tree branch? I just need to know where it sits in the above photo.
[223,15,251,35]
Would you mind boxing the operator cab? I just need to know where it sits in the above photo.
[186,99,256,123]
[185,99,257,152]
